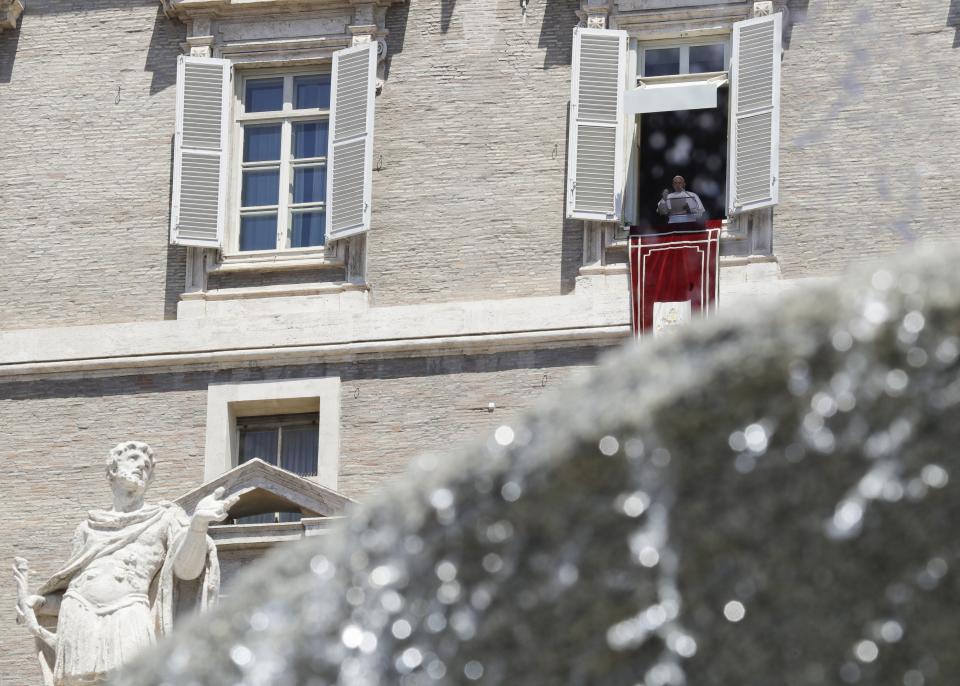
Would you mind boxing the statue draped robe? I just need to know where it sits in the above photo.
[35,503,219,686]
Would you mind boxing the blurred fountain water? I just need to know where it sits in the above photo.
[115,243,960,685]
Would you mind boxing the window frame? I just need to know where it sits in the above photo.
[629,34,733,228]
[237,412,321,476]
[638,38,731,81]
[228,66,333,257]
[204,377,341,488]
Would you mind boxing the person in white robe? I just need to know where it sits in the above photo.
[656,175,706,224]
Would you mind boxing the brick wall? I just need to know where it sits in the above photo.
[0,346,602,680]
[345,0,585,304]
[0,0,187,330]
[775,0,960,276]
[0,0,585,331]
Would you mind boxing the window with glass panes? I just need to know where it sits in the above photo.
[640,42,728,78]
[237,413,319,477]
[238,73,331,252]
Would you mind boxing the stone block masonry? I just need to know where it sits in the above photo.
[775,0,960,277]
[0,346,601,681]
[0,0,187,330]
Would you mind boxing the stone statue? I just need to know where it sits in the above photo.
[13,441,239,686]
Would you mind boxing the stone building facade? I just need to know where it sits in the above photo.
[0,0,958,681]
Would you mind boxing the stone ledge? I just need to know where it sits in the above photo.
[162,0,403,22]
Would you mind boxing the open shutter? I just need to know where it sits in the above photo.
[325,42,377,242]
[566,27,627,222]
[728,13,782,215]
[170,55,231,248]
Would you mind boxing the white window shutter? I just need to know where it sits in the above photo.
[728,13,782,215]
[566,27,628,222]
[325,42,377,242]
[170,55,231,248]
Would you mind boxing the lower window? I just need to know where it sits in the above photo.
[238,412,319,477]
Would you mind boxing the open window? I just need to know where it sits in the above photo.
[565,14,782,238]
[169,42,378,253]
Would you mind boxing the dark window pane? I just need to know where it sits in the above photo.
[690,44,726,73]
[294,75,331,110]
[245,78,284,113]
[239,215,278,251]
[293,122,329,159]
[239,428,278,465]
[293,166,326,204]
[243,125,281,162]
[242,169,280,207]
[291,211,326,248]
[644,48,680,77]
[235,513,276,525]
[281,426,319,476]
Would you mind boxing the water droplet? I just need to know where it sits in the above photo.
[833,330,854,351]
[723,600,745,622]
[625,438,645,459]
[482,552,503,573]
[557,562,579,586]
[436,560,458,582]
[391,618,412,639]
[921,464,948,488]
[599,435,619,456]
[854,639,879,663]
[430,488,454,510]
[621,491,650,517]
[879,620,904,643]
[903,311,925,333]
[728,431,747,452]
[341,625,363,649]
[871,269,894,290]
[426,659,447,679]
[904,669,925,686]
[249,611,269,631]
[886,369,909,395]
[494,425,515,446]
[401,647,423,669]
[744,423,769,452]
[638,546,660,568]
[464,660,484,680]
[229,644,252,667]
[501,481,522,502]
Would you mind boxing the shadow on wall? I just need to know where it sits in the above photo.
[539,0,580,69]
[559,104,580,295]
[784,0,810,49]
[0,21,19,84]
[164,133,187,320]
[383,0,410,82]
[949,0,960,47]
[441,0,456,34]
[146,5,183,94]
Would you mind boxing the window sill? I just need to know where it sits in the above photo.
[182,281,367,302]
[637,71,728,86]
[211,249,343,274]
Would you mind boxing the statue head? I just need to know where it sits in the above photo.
[672,175,686,191]
[106,441,156,496]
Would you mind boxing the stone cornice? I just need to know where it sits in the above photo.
[0,0,24,32]
[161,0,403,22]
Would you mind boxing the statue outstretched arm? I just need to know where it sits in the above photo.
[173,487,239,580]
[12,558,57,649]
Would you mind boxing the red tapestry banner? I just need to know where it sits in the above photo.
[628,222,721,338]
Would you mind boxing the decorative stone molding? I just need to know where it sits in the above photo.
[161,0,400,66]
[0,0,24,31]
[577,0,611,28]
